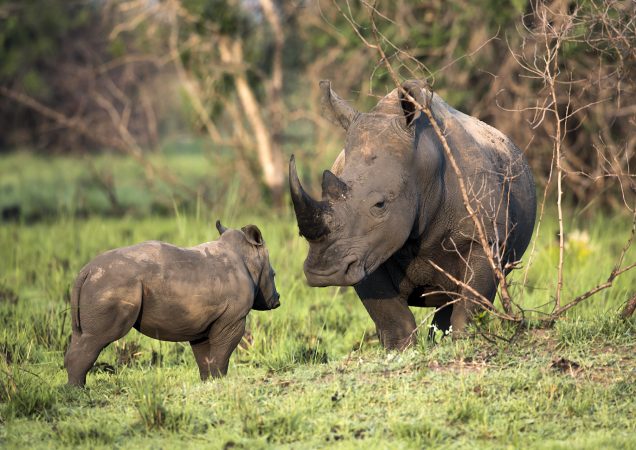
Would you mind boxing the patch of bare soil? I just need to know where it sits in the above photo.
[427,359,490,373]
[550,357,581,375]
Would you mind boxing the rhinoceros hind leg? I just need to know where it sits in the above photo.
[65,334,108,386]
[189,338,211,380]
[64,282,142,386]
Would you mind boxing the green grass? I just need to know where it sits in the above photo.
[0,148,635,448]
[0,142,259,220]
[0,142,341,222]
[0,209,634,449]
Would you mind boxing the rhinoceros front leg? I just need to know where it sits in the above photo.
[190,316,246,380]
[355,265,416,350]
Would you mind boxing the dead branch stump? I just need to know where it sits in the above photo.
[621,293,636,319]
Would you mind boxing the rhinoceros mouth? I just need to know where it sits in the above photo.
[304,255,365,287]
[268,294,281,310]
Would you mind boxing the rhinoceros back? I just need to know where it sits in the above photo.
[426,91,537,265]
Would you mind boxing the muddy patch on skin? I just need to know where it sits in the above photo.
[123,242,162,263]
[89,267,105,282]
[108,259,128,269]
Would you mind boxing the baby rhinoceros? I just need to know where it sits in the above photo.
[64,221,280,386]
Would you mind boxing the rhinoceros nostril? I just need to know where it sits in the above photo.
[343,257,358,275]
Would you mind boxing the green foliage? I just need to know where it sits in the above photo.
[182,0,252,37]
[0,0,95,96]
[1,0,632,209]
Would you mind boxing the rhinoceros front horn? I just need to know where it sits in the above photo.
[289,155,331,241]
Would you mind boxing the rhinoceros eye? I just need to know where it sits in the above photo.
[370,199,388,217]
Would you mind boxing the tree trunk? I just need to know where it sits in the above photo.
[218,37,284,205]
[259,0,285,161]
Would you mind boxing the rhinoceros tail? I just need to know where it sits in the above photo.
[71,269,90,334]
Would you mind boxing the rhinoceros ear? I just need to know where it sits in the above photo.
[216,220,228,235]
[241,225,264,246]
[320,80,358,130]
[399,80,430,127]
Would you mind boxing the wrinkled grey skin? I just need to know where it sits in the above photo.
[290,80,536,350]
[64,221,280,386]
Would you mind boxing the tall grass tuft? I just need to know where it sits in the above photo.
[132,372,195,433]
[556,314,636,347]
[1,367,59,420]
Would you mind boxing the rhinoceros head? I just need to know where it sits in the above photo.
[290,80,436,287]
[216,221,280,310]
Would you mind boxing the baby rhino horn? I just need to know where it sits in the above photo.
[216,220,228,235]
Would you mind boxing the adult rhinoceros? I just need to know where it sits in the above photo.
[289,80,536,350]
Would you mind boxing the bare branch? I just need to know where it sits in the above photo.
[551,210,636,317]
